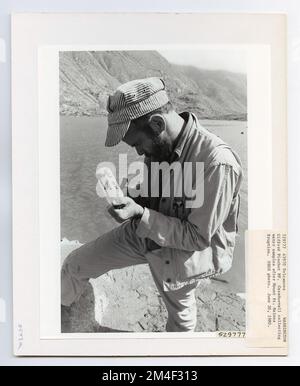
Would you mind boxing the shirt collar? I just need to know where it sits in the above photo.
[171,112,196,161]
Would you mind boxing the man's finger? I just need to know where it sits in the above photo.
[112,203,126,209]
[111,196,126,206]
[107,206,123,223]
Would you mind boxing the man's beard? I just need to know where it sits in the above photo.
[150,135,173,162]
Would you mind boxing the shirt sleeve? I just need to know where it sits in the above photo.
[135,163,240,251]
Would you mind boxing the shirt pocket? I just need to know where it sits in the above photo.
[173,248,215,281]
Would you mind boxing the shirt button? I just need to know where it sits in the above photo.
[166,278,171,283]
[165,260,170,264]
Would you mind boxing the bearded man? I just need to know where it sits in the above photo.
[61,77,243,332]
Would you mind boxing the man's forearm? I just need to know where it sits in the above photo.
[136,207,209,252]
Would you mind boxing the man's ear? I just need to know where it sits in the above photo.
[148,114,166,137]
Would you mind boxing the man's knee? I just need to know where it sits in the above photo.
[61,248,90,306]
[61,240,102,280]
[62,249,82,280]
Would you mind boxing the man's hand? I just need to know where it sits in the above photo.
[108,196,144,223]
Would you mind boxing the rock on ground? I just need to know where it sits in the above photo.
[62,258,245,333]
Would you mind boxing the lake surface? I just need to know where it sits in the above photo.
[60,116,248,292]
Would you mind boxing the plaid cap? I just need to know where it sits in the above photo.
[105,77,169,147]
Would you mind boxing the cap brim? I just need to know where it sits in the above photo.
[105,121,131,147]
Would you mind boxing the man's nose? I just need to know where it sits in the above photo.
[136,146,144,156]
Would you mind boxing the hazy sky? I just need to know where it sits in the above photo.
[159,49,246,74]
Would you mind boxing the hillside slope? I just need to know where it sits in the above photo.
[60,50,247,120]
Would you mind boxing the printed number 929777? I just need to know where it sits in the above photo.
[218,331,246,338]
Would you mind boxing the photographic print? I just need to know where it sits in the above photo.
[12,12,287,356]
[59,49,248,333]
